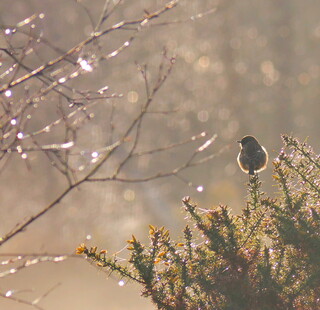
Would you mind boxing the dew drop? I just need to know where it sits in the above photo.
[53,256,67,262]
[91,158,99,164]
[58,77,66,83]
[70,71,79,78]
[91,151,99,158]
[61,141,74,149]
[1,259,9,265]
[10,119,17,125]
[118,280,125,287]
[17,132,24,139]
[5,90,12,97]
[78,58,93,72]
[98,85,109,94]
[197,185,204,192]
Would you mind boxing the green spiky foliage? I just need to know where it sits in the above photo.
[77,135,320,310]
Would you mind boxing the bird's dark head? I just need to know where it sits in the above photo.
[237,135,259,146]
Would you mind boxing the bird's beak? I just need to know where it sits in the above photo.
[237,140,241,143]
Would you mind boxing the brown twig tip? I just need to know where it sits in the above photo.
[166,0,178,9]
[182,196,190,203]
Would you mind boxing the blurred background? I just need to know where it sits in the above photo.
[0,0,320,309]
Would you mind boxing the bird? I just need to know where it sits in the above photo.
[237,135,268,175]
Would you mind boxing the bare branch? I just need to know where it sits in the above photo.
[0,0,178,94]
[0,292,45,310]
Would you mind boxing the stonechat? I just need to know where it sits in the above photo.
[237,135,268,175]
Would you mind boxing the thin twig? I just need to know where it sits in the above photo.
[0,0,178,94]
[0,292,44,310]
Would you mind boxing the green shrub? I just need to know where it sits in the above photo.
[77,135,320,310]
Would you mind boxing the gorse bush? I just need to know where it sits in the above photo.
[77,135,320,310]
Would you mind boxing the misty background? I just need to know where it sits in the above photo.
[1,0,320,309]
